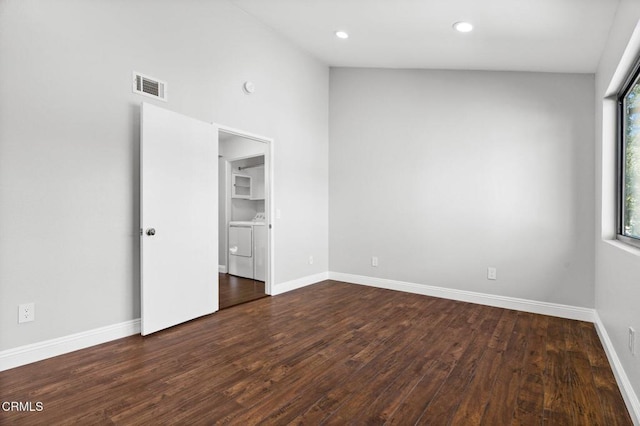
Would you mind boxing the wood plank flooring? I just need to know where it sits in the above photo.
[219,273,267,309]
[0,280,632,425]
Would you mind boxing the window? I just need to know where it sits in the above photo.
[619,61,640,248]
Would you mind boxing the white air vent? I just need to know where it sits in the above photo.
[132,72,167,101]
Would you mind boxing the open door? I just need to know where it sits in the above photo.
[140,102,218,335]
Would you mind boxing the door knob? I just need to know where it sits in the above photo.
[146,228,156,236]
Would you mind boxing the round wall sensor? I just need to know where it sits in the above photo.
[453,21,473,33]
[243,81,255,94]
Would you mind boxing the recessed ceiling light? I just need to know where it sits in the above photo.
[335,30,349,39]
[453,21,473,33]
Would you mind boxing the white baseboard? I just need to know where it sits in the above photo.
[594,313,640,425]
[0,319,141,372]
[218,265,227,273]
[328,272,596,322]
[271,272,329,296]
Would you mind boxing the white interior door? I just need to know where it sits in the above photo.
[140,102,218,335]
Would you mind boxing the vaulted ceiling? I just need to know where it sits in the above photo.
[229,0,620,73]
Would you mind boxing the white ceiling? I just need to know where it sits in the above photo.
[229,0,620,73]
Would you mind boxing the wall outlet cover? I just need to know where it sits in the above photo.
[18,303,35,323]
[487,267,497,280]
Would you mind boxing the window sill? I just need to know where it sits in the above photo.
[604,238,640,257]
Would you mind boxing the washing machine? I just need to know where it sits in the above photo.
[228,213,266,280]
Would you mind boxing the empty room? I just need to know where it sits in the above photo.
[1,0,639,424]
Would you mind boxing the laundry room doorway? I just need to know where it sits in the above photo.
[217,128,273,309]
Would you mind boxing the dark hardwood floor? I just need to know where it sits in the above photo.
[0,280,632,425]
[219,273,267,309]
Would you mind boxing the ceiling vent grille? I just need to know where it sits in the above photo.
[133,72,167,101]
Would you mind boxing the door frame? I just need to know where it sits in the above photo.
[216,124,274,296]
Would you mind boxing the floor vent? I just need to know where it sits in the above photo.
[133,72,167,101]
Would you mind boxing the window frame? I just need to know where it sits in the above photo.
[617,56,640,249]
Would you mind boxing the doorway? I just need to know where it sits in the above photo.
[217,128,272,309]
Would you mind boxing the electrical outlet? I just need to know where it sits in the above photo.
[371,256,379,267]
[629,327,636,355]
[18,303,35,323]
[487,267,497,280]
[308,255,314,265]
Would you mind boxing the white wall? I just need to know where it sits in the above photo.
[329,68,595,307]
[0,0,329,351]
[595,1,640,404]
[219,135,266,160]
